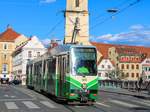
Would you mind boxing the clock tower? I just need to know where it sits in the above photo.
[64,0,89,45]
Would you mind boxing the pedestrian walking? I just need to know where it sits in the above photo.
[137,77,143,92]
[146,81,150,95]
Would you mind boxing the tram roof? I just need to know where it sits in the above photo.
[48,44,96,56]
[27,44,96,65]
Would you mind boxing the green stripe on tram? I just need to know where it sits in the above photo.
[66,76,82,89]
[87,77,98,89]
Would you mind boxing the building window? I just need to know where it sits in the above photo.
[146,67,148,71]
[121,64,124,69]
[28,51,32,58]
[136,73,139,78]
[116,56,119,61]
[132,73,134,77]
[136,65,139,69]
[2,64,8,72]
[3,44,7,50]
[122,73,124,77]
[4,54,7,60]
[109,51,111,55]
[75,0,79,7]
[108,65,111,69]
[127,57,129,61]
[126,73,129,77]
[105,73,108,77]
[126,64,129,69]
[132,64,134,69]
[37,52,40,57]
[98,73,101,77]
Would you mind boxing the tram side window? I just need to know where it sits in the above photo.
[43,61,46,75]
[52,59,56,74]
[26,65,29,75]
[30,65,33,75]
[34,64,38,75]
[63,57,66,74]
[66,55,70,73]
[48,59,56,75]
[38,62,42,76]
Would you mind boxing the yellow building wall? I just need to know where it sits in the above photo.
[0,42,15,78]
[0,35,28,80]
[108,47,141,81]
[118,63,141,81]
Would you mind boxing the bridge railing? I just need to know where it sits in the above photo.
[99,80,150,90]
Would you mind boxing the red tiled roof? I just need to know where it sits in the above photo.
[115,47,140,55]
[91,42,114,59]
[0,27,21,42]
[90,42,150,63]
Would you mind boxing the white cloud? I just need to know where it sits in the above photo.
[97,34,112,40]
[40,0,56,4]
[91,24,150,47]
[130,24,144,31]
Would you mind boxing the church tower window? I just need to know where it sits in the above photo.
[76,0,79,7]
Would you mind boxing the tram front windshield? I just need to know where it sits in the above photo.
[71,47,97,76]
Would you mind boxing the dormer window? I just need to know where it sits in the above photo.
[75,0,79,7]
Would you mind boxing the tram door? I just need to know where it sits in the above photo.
[59,56,67,97]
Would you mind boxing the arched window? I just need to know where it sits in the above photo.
[126,64,129,69]
[121,64,124,69]
[75,0,79,7]
[136,73,139,78]
[132,73,134,77]
[132,64,134,69]
[136,65,139,69]
[126,73,129,77]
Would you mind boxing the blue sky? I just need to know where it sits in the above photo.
[0,0,150,47]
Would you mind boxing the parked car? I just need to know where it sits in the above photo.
[1,78,9,84]
[9,80,21,85]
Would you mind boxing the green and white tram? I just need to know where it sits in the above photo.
[26,45,98,104]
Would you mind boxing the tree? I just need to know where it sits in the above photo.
[108,67,127,80]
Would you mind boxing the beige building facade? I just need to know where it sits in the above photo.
[0,26,28,82]
[64,0,89,45]
[108,47,143,81]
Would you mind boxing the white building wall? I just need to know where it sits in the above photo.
[12,36,47,85]
[141,58,150,81]
[98,59,115,80]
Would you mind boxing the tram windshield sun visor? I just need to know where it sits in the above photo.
[71,48,97,76]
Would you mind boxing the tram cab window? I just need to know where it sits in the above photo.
[71,48,97,76]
